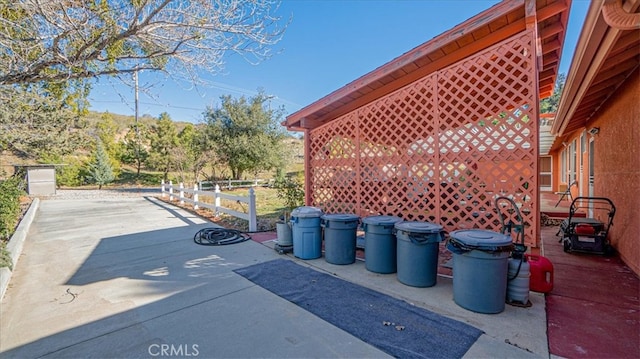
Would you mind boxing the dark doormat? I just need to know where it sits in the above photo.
[234,259,483,359]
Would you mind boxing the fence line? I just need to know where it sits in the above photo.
[198,179,272,191]
[161,180,257,232]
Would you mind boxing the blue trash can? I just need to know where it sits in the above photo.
[447,229,514,314]
[321,213,360,265]
[362,215,403,274]
[291,206,324,260]
[395,221,445,287]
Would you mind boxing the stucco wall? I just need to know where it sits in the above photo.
[591,69,639,276]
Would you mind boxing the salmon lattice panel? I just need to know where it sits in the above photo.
[309,31,539,246]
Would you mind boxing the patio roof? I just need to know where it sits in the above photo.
[285,0,571,131]
[551,0,640,140]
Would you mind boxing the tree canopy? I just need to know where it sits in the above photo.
[0,83,91,158]
[0,0,288,86]
[540,73,566,114]
[204,92,286,179]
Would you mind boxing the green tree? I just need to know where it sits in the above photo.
[95,112,122,178]
[121,123,149,177]
[0,83,91,159]
[204,92,286,180]
[540,73,566,114]
[87,140,115,189]
[147,112,178,181]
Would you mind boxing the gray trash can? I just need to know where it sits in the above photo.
[362,215,403,274]
[321,213,360,265]
[447,229,514,314]
[291,206,324,260]
[395,221,445,287]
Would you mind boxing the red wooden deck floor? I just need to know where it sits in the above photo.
[541,226,640,358]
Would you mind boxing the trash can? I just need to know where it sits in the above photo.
[447,229,514,314]
[321,213,360,265]
[291,206,324,260]
[395,221,445,287]
[362,215,403,274]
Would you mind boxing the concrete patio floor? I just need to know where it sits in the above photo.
[1,192,546,358]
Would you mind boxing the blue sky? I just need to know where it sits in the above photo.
[88,0,590,124]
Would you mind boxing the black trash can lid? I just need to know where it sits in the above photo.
[449,229,512,248]
[291,206,324,218]
[362,215,403,225]
[321,213,359,222]
[394,221,443,233]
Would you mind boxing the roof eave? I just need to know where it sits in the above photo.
[552,0,640,136]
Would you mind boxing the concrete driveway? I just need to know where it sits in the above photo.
[0,192,547,358]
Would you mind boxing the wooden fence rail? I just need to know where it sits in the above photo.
[161,180,257,232]
[198,179,272,190]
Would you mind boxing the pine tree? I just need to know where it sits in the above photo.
[88,140,115,189]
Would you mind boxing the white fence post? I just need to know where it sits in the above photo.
[248,187,257,232]
[193,184,199,210]
[161,180,165,198]
[179,182,184,205]
[214,184,221,216]
[169,181,174,201]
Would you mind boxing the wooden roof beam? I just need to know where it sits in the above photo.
[599,46,640,71]
[539,22,565,40]
[541,39,562,54]
[537,0,570,22]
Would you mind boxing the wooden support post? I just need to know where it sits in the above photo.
[248,187,257,232]
[193,184,199,210]
[214,184,221,216]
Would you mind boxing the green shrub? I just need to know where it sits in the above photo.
[273,171,304,218]
[0,176,25,269]
[0,177,25,241]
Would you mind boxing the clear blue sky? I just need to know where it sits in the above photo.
[88,0,590,124]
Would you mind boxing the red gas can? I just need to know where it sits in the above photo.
[525,254,554,293]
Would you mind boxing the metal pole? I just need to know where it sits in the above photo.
[134,68,141,175]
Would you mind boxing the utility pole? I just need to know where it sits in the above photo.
[134,67,141,176]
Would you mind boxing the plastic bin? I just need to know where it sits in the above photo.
[395,221,445,287]
[291,206,324,260]
[447,229,514,314]
[362,215,403,273]
[321,213,360,265]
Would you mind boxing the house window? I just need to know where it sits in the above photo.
[539,156,552,190]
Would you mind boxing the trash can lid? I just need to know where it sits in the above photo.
[291,206,324,218]
[449,229,512,247]
[362,215,403,225]
[394,221,443,233]
[321,213,359,222]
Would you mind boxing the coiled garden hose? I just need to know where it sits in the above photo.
[193,228,251,246]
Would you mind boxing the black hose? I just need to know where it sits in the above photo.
[193,228,251,246]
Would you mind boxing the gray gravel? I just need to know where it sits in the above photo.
[42,187,161,200]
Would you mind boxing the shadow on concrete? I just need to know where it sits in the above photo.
[1,224,384,358]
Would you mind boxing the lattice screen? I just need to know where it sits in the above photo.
[308,31,539,246]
